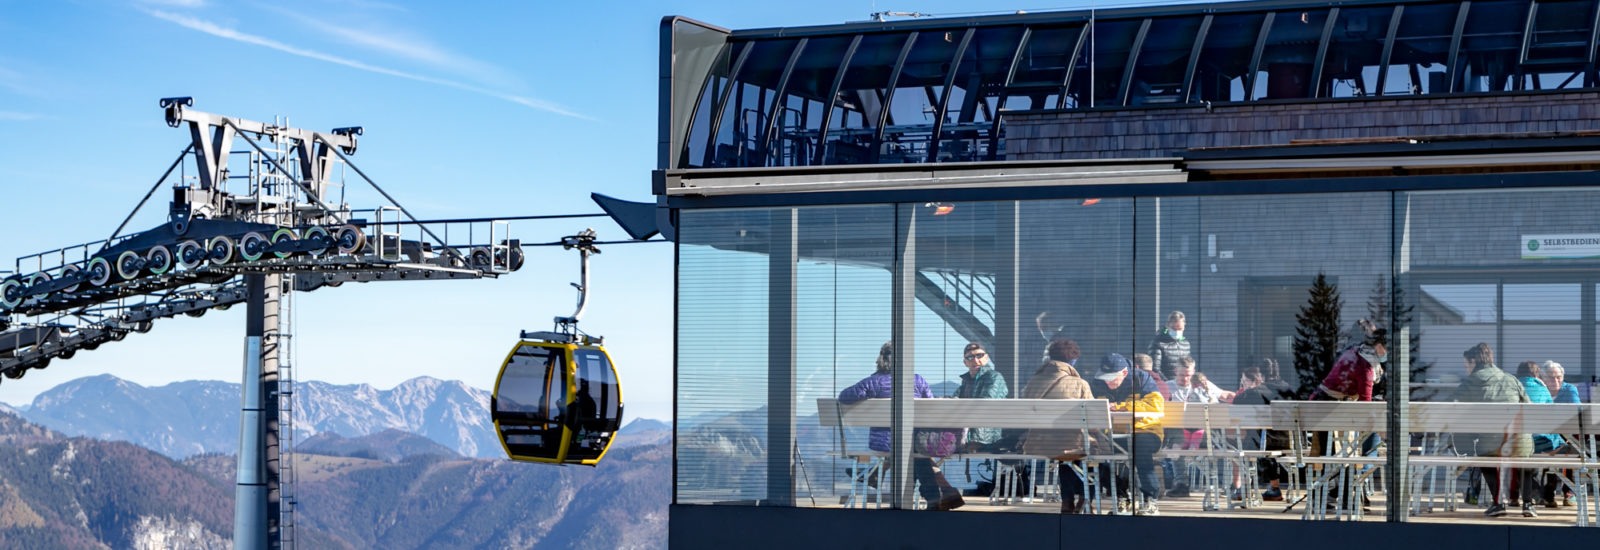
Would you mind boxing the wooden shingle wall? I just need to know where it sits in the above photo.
[1005,92,1600,159]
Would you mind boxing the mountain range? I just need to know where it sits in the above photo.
[0,410,669,549]
[12,374,644,460]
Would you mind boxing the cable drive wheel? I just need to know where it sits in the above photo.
[86,257,113,287]
[469,247,493,270]
[334,225,366,255]
[302,226,331,257]
[207,236,235,266]
[0,278,23,310]
[146,245,174,276]
[25,271,51,297]
[58,263,82,294]
[270,228,298,259]
[176,240,205,271]
[239,232,269,262]
[115,250,143,281]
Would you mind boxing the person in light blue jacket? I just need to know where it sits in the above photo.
[1539,360,1580,507]
[1540,361,1581,404]
[1514,361,1565,454]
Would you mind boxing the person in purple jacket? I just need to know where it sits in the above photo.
[838,342,964,510]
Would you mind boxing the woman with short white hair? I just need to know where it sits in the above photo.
[1540,361,1581,404]
[1538,360,1580,508]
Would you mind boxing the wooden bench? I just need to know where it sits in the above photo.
[1156,403,1284,510]
[816,397,1136,510]
[1404,402,1600,525]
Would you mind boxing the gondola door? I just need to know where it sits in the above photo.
[562,346,623,465]
[493,342,574,464]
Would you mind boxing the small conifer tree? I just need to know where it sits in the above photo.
[1367,276,1434,400]
[1293,273,1344,399]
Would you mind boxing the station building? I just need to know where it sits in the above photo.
[656,0,1600,546]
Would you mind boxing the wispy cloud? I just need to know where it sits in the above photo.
[137,0,207,7]
[270,8,518,90]
[0,66,46,98]
[143,9,588,120]
[0,111,43,121]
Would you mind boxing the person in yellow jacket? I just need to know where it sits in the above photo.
[1089,352,1166,515]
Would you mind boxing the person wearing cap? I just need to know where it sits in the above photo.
[1089,352,1166,515]
[955,342,1008,452]
[1021,338,1095,513]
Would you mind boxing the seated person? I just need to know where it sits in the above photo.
[1452,343,1535,518]
[1091,353,1166,515]
[956,342,1008,452]
[1231,360,1293,501]
[1021,339,1093,513]
[838,343,964,511]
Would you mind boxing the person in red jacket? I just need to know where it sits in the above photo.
[1314,319,1388,402]
[1308,319,1387,513]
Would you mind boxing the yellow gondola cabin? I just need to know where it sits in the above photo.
[492,334,622,466]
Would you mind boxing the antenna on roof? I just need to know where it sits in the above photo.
[870,10,932,22]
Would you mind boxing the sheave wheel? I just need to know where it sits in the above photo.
[24,272,51,301]
[302,226,331,257]
[469,247,492,270]
[86,257,113,287]
[335,225,366,255]
[0,279,23,309]
[271,228,299,259]
[176,240,205,270]
[146,245,174,276]
[58,264,82,294]
[115,251,143,281]
[239,232,269,262]
[207,236,235,266]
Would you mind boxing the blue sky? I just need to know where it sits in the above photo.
[0,0,1121,421]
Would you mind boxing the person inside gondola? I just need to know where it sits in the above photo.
[838,342,964,511]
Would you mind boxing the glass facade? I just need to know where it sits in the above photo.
[669,0,1600,169]
[676,186,1600,526]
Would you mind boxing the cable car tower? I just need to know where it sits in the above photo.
[0,99,542,550]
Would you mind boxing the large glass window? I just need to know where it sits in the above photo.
[881,32,963,163]
[765,36,857,167]
[1193,13,1269,103]
[678,208,773,504]
[1129,17,1205,105]
[935,27,1026,163]
[822,33,912,166]
[1455,0,1533,92]
[1003,25,1083,111]
[1065,19,1146,108]
[1322,6,1396,97]
[1521,0,1595,89]
[677,174,1600,527]
[1255,9,1333,100]
[1385,2,1458,95]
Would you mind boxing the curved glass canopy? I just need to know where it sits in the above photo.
[492,341,623,466]
[666,0,1598,169]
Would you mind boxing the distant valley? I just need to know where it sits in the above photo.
[0,373,672,549]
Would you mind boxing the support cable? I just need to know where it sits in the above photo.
[319,138,465,266]
[98,145,195,254]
